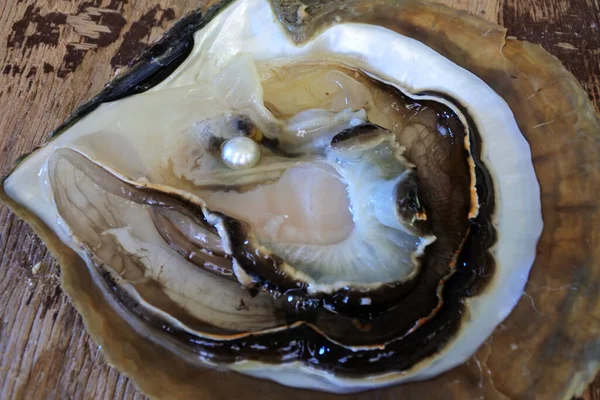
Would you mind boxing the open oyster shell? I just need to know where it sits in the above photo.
[1,0,599,398]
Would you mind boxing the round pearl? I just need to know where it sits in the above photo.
[221,137,261,170]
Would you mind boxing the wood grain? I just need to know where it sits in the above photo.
[0,0,598,399]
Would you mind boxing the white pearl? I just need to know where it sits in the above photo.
[221,137,261,170]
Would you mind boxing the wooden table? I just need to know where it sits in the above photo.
[0,0,598,398]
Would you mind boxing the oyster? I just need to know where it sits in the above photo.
[2,0,599,397]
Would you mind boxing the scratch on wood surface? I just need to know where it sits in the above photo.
[66,14,114,40]
[555,42,577,50]
[532,120,556,129]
